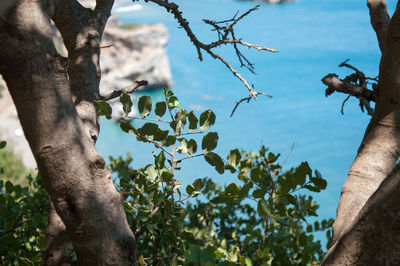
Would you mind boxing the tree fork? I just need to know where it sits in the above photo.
[0,0,136,264]
[324,1,400,263]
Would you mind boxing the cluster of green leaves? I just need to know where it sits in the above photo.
[184,147,333,265]
[0,141,49,265]
[103,89,224,264]
[96,89,224,175]
[0,91,333,265]
[104,91,333,265]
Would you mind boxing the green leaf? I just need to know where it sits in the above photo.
[153,129,169,141]
[202,132,219,152]
[172,110,187,132]
[120,93,132,115]
[298,162,312,178]
[204,152,224,174]
[188,111,198,131]
[304,185,321,192]
[161,171,173,182]
[94,100,112,119]
[161,135,176,147]
[257,199,271,217]
[199,109,216,131]
[168,96,179,109]
[145,165,157,182]
[120,121,135,133]
[138,123,158,136]
[228,246,240,262]
[0,141,6,149]
[252,188,267,199]
[186,184,195,195]
[138,96,152,117]
[155,102,167,118]
[286,194,297,205]
[192,178,204,191]
[225,164,236,173]
[227,149,241,167]
[200,246,216,264]
[211,194,234,204]
[18,258,34,266]
[186,244,201,263]
[314,221,320,231]
[177,138,189,154]
[187,139,197,155]
[5,180,13,192]
[216,247,227,259]
[226,183,241,195]
[310,177,327,190]
[155,151,165,169]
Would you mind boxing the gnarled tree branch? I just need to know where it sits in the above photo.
[135,0,277,115]
[322,60,376,116]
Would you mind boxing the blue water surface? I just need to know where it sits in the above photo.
[97,0,396,223]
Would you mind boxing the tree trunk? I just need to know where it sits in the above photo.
[44,202,74,265]
[324,0,400,264]
[0,0,136,264]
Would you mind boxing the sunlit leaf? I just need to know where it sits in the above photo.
[94,100,112,119]
[138,96,152,117]
[199,109,216,131]
[120,93,132,115]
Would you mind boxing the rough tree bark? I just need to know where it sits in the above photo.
[323,0,400,264]
[0,0,136,265]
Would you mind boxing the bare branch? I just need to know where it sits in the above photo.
[339,59,362,73]
[322,60,377,116]
[174,153,204,164]
[341,95,351,115]
[231,91,272,117]
[100,80,148,101]
[322,74,375,101]
[136,0,277,115]
[100,44,114,49]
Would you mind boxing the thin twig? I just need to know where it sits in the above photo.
[100,80,148,101]
[100,44,114,49]
[178,131,204,136]
[139,0,277,115]
[341,95,351,115]
[174,153,204,164]
[231,91,272,117]
[127,116,170,124]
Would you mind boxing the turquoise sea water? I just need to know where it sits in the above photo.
[97,0,397,222]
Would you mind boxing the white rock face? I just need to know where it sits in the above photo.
[100,17,173,95]
[0,83,37,170]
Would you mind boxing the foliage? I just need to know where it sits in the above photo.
[0,91,333,265]
[0,144,30,183]
[0,142,49,265]
[103,90,333,265]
